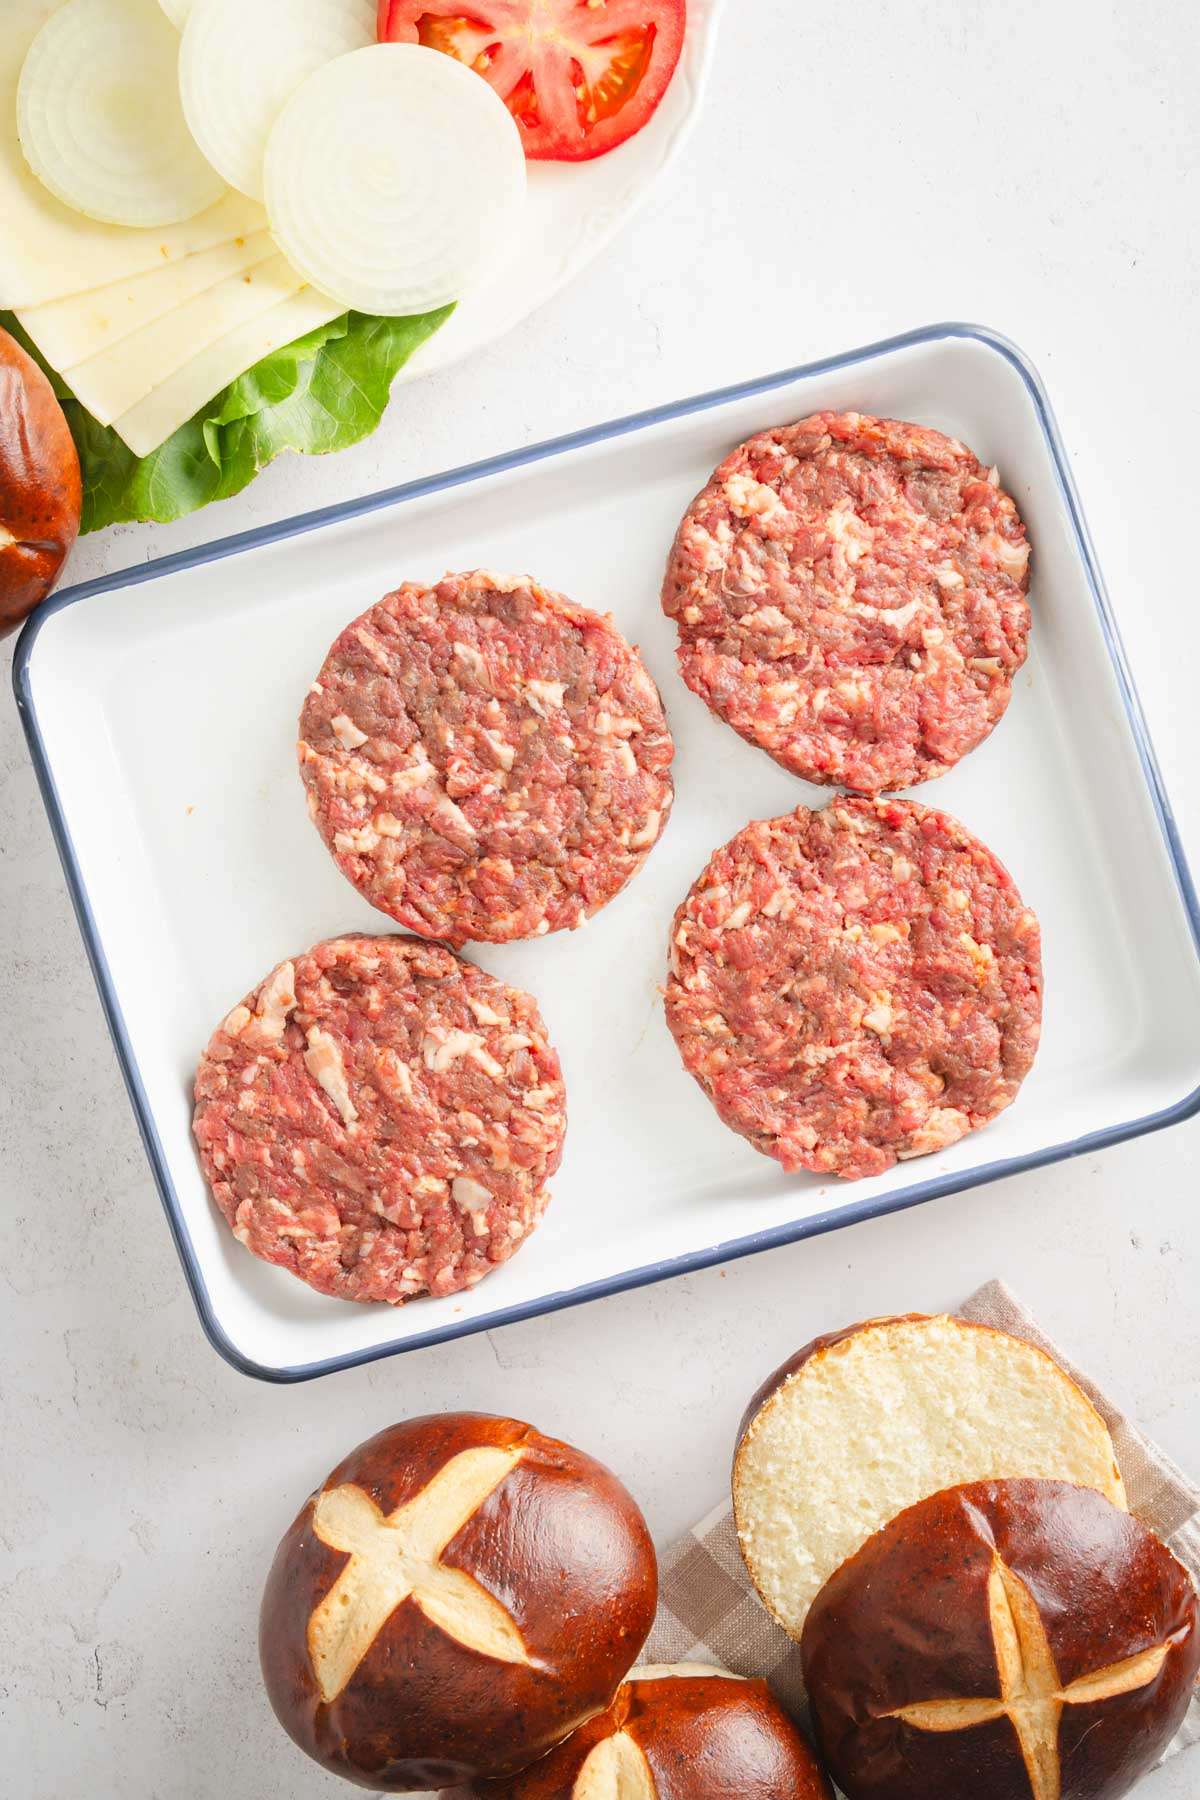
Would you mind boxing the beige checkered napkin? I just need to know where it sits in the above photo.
[645,1278,1200,1769]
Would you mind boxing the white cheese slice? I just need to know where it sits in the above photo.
[63,252,311,426]
[0,1,264,308]
[111,283,344,457]
[15,228,276,370]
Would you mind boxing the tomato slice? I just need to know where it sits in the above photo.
[377,0,686,162]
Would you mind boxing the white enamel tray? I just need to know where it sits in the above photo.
[401,0,727,383]
[16,324,1200,1381]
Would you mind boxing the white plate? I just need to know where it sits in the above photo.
[16,324,1200,1381]
[399,1,727,383]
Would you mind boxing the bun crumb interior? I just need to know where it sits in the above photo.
[733,1315,1126,1641]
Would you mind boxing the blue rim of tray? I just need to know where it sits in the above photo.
[14,321,1200,1382]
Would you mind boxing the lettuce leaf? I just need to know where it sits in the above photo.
[1,306,452,534]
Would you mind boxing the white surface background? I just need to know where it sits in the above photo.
[2,2,1198,1794]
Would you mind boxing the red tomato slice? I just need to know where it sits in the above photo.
[377,0,686,162]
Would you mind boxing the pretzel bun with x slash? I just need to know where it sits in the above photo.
[801,1479,1200,1800]
[260,1413,658,1790]
[451,1664,833,1799]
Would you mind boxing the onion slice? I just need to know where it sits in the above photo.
[17,0,226,228]
[264,44,526,317]
[179,0,375,201]
[157,0,191,23]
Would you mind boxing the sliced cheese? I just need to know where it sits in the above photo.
[111,284,344,456]
[15,228,276,370]
[0,0,265,308]
[63,252,310,426]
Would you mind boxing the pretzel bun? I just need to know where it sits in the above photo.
[802,1479,1200,1800]
[259,1413,657,1790]
[0,326,80,635]
[733,1315,1125,1641]
[452,1665,832,1799]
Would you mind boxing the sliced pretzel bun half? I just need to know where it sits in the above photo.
[801,1478,1200,1800]
[450,1663,832,1799]
[733,1315,1126,1643]
[259,1413,657,1790]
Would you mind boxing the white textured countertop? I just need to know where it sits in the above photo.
[4,2,1199,1794]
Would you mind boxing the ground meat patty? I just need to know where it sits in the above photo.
[192,936,566,1306]
[299,571,674,944]
[662,412,1032,792]
[664,798,1041,1180]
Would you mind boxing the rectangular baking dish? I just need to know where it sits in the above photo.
[16,323,1200,1382]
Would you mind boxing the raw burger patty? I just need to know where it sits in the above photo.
[299,571,675,944]
[664,797,1041,1180]
[662,412,1032,792]
[192,936,566,1306]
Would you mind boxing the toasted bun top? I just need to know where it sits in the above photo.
[733,1315,1125,1641]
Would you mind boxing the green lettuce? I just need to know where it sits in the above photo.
[1,305,452,534]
